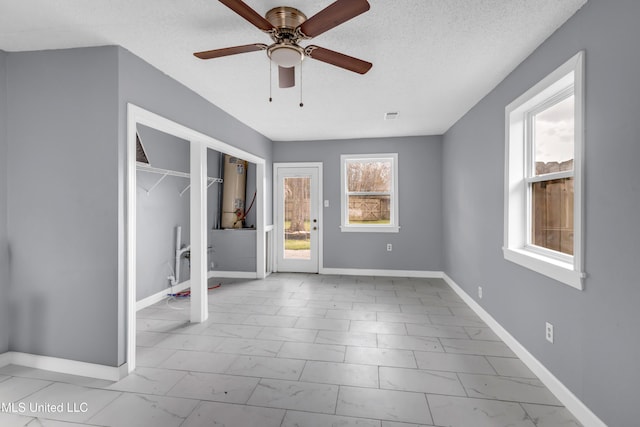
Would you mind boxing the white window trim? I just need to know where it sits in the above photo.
[504,51,585,290]
[340,153,400,233]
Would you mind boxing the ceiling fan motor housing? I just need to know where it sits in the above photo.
[266,6,307,36]
[265,7,308,67]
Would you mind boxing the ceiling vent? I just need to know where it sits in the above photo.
[384,112,399,120]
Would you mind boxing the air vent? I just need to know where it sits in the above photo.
[136,133,150,164]
[384,112,399,120]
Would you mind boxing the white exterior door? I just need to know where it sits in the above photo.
[274,164,321,273]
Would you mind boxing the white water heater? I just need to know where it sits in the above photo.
[221,154,248,228]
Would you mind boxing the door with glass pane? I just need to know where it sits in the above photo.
[275,164,321,273]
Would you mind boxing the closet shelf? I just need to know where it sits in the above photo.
[137,164,223,195]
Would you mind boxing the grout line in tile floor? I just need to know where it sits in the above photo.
[0,273,582,426]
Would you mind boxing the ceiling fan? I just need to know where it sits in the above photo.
[194,0,372,89]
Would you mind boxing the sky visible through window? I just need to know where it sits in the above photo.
[534,94,575,165]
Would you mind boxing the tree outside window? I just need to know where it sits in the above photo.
[341,154,399,233]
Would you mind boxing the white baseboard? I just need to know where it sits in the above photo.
[319,268,443,278]
[209,271,258,279]
[136,281,191,311]
[0,351,127,382]
[442,273,606,427]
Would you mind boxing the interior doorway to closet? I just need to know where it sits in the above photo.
[126,104,267,373]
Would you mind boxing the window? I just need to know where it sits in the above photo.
[504,51,585,289]
[340,153,399,233]
[529,92,575,256]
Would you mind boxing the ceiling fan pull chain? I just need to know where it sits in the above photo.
[299,63,304,107]
[269,59,273,103]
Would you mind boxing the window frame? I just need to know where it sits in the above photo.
[340,153,400,233]
[504,51,585,290]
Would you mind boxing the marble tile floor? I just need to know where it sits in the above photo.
[0,273,582,427]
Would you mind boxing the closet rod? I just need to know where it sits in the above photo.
[137,164,223,195]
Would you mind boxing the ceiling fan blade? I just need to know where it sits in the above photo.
[218,0,275,32]
[194,43,267,60]
[298,0,370,38]
[305,45,372,74]
[278,66,295,88]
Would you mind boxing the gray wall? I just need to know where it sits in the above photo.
[0,51,9,353]
[274,136,443,271]
[0,45,274,368]
[136,125,191,301]
[6,47,120,366]
[441,1,640,425]
[210,229,257,272]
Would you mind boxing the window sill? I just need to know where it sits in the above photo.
[340,225,400,233]
[503,247,585,290]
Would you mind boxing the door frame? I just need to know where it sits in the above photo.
[273,162,323,273]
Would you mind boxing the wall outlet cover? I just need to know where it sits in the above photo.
[545,322,554,343]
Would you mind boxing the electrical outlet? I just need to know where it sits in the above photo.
[478,286,483,299]
[324,200,329,207]
[386,243,392,252]
[545,322,554,343]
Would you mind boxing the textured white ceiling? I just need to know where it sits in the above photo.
[0,0,586,141]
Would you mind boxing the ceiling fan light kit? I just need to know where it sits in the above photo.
[268,44,304,68]
[194,0,372,99]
